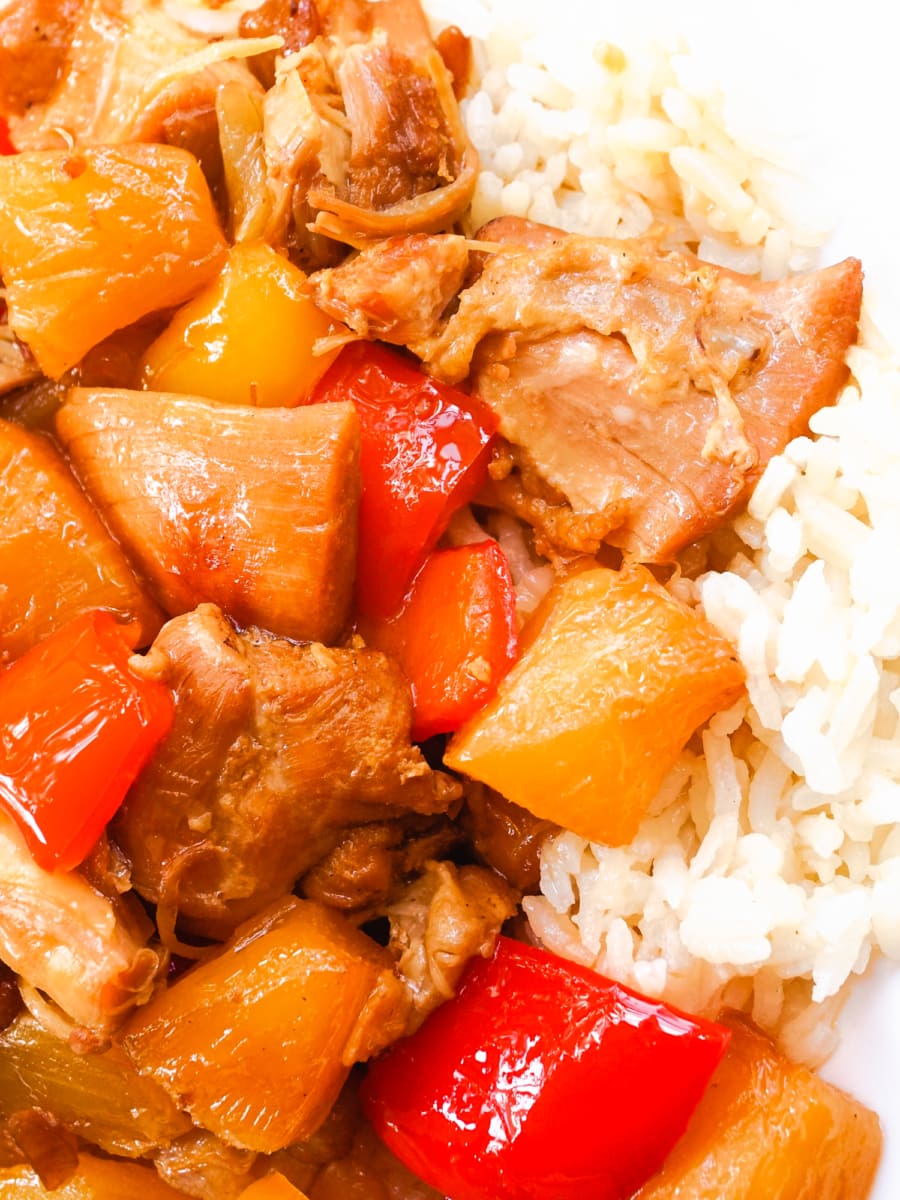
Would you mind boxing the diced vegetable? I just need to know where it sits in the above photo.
[0,1014,191,1158]
[362,936,730,1200]
[0,811,161,1033]
[238,1174,309,1200]
[311,342,497,616]
[445,564,745,845]
[56,390,361,645]
[121,898,408,1154]
[0,118,15,155]
[0,1153,188,1199]
[0,610,174,872]
[0,418,163,662]
[0,145,226,378]
[634,1014,882,1199]
[140,242,343,408]
[359,541,518,740]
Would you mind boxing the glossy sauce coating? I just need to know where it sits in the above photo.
[0,610,173,872]
[363,937,730,1200]
[311,341,497,617]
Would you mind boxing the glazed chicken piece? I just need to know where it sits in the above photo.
[113,605,460,940]
[0,0,85,118]
[300,814,462,913]
[56,389,360,646]
[309,233,470,344]
[0,812,161,1037]
[153,1130,257,1200]
[461,783,558,893]
[240,0,322,88]
[309,1119,444,1200]
[415,220,862,561]
[5,0,264,152]
[384,860,517,1033]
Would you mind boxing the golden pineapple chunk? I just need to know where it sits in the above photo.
[446,564,745,846]
[636,1015,882,1199]
[0,146,226,378]
[121,898,406,1153]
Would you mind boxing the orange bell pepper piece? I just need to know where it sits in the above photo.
[141,241,343,408]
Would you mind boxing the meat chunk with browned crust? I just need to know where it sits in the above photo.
[417,222,862,561]
[114,605,460,941]
[309,233,470,345]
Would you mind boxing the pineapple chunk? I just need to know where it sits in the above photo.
[636,1015,882,1199]
[121,898,407,1153]
[446,564,745,845]
[0,146,226,378]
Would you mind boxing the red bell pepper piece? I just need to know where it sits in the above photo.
[362,937,731,1200]
[359,540,519,742]
[311,342,497,617]
[0,610,174,872]
[0,119,16,156]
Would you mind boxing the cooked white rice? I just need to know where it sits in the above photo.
[423,1,900,1064]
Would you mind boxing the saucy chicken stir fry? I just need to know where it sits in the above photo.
[0,0,884,1197]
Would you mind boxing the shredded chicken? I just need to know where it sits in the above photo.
[240,0,478,250]
[408,221,862,560]
[0,812,161,1037]
[114,605,462,940]
[240,0,322,88]
[384,860,517,1033]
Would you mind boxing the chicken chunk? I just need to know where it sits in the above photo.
[384,860,517,1033]
[240,0,322,89]
[309,1120,443,1200]
[415,224,862,561]
[309,234,470,345]
[0,812,161,1037]
[300,814,462,912]
[461,782,557,892]
[114,606,461,940]
[56,389,360,646]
